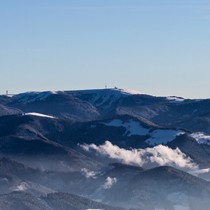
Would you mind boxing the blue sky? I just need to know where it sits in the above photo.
[0,0,210,98]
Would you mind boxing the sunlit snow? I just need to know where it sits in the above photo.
[104,119,149,136]
[167,96,185,103]
[119,88,141,95]
[25,112,55,119]
[146,130,185,146]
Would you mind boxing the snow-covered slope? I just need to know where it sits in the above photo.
[66,88,141,109]
[13,91,57,103]
[103,119,150,136]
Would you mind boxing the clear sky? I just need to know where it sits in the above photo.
[0,0,210,98]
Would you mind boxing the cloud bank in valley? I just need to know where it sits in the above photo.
[81,141,205,173]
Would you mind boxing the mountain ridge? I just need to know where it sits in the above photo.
[1,88,210,209]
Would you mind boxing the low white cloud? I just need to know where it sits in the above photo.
[86,209,102,210]
[102,177,117,189]
[14,182,28,192]
[190,132,210,145]
[192,168,210,175]
[81,168,96,179]
[81,141,199,172]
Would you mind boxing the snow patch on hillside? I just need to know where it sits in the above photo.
[119,88,141,95]
[25,112,55,119]
[146,130,185,146]
[104,119,183,144]
[167,96,185,103]
[104,119,149,136]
